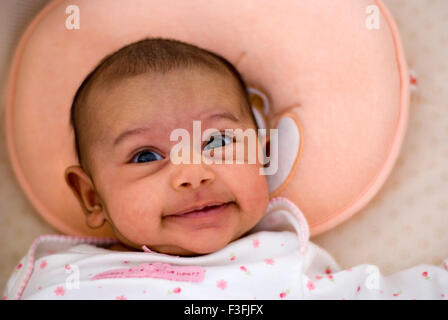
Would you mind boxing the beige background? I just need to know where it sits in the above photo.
[1,0,447,292]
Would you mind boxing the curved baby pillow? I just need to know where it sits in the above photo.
[5,0,409,238]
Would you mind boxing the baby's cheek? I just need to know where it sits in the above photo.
[226,163,269,215]
[248,170,270,215]
[107,192,162,242]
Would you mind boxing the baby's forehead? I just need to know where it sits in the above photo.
[92,70,247,118]
[85,68,251,135]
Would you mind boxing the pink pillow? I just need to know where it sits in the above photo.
[5,0,409,238]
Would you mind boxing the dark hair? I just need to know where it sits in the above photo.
[70,37,254,173]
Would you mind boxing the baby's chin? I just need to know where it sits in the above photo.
[112,232,235,256]
[148,236,235,257]
[162,209,267,256]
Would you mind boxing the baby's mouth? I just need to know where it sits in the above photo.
[165,201,235,218]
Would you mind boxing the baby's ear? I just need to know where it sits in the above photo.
[64,165,106,229]
[247,86,271,169]
[247,86,271,130]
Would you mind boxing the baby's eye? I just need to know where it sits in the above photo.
[203,133,234,151]
[131,149,163,163]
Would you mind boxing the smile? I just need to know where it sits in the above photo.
[169,202,233,218]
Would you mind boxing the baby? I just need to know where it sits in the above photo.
[3,38,448,300]
[64,37,269,257]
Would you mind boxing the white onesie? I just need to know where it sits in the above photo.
[3,197,448,300]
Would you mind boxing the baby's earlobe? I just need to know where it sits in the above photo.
[86,207,106,229]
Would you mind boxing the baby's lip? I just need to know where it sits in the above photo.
[165,201,234,217]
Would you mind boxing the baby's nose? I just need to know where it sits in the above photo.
[171,164,215,190]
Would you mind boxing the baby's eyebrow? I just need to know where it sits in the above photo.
[205,111,240,123]
[113,126,151,148]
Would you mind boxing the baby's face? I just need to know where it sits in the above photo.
[71,68,269,255]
